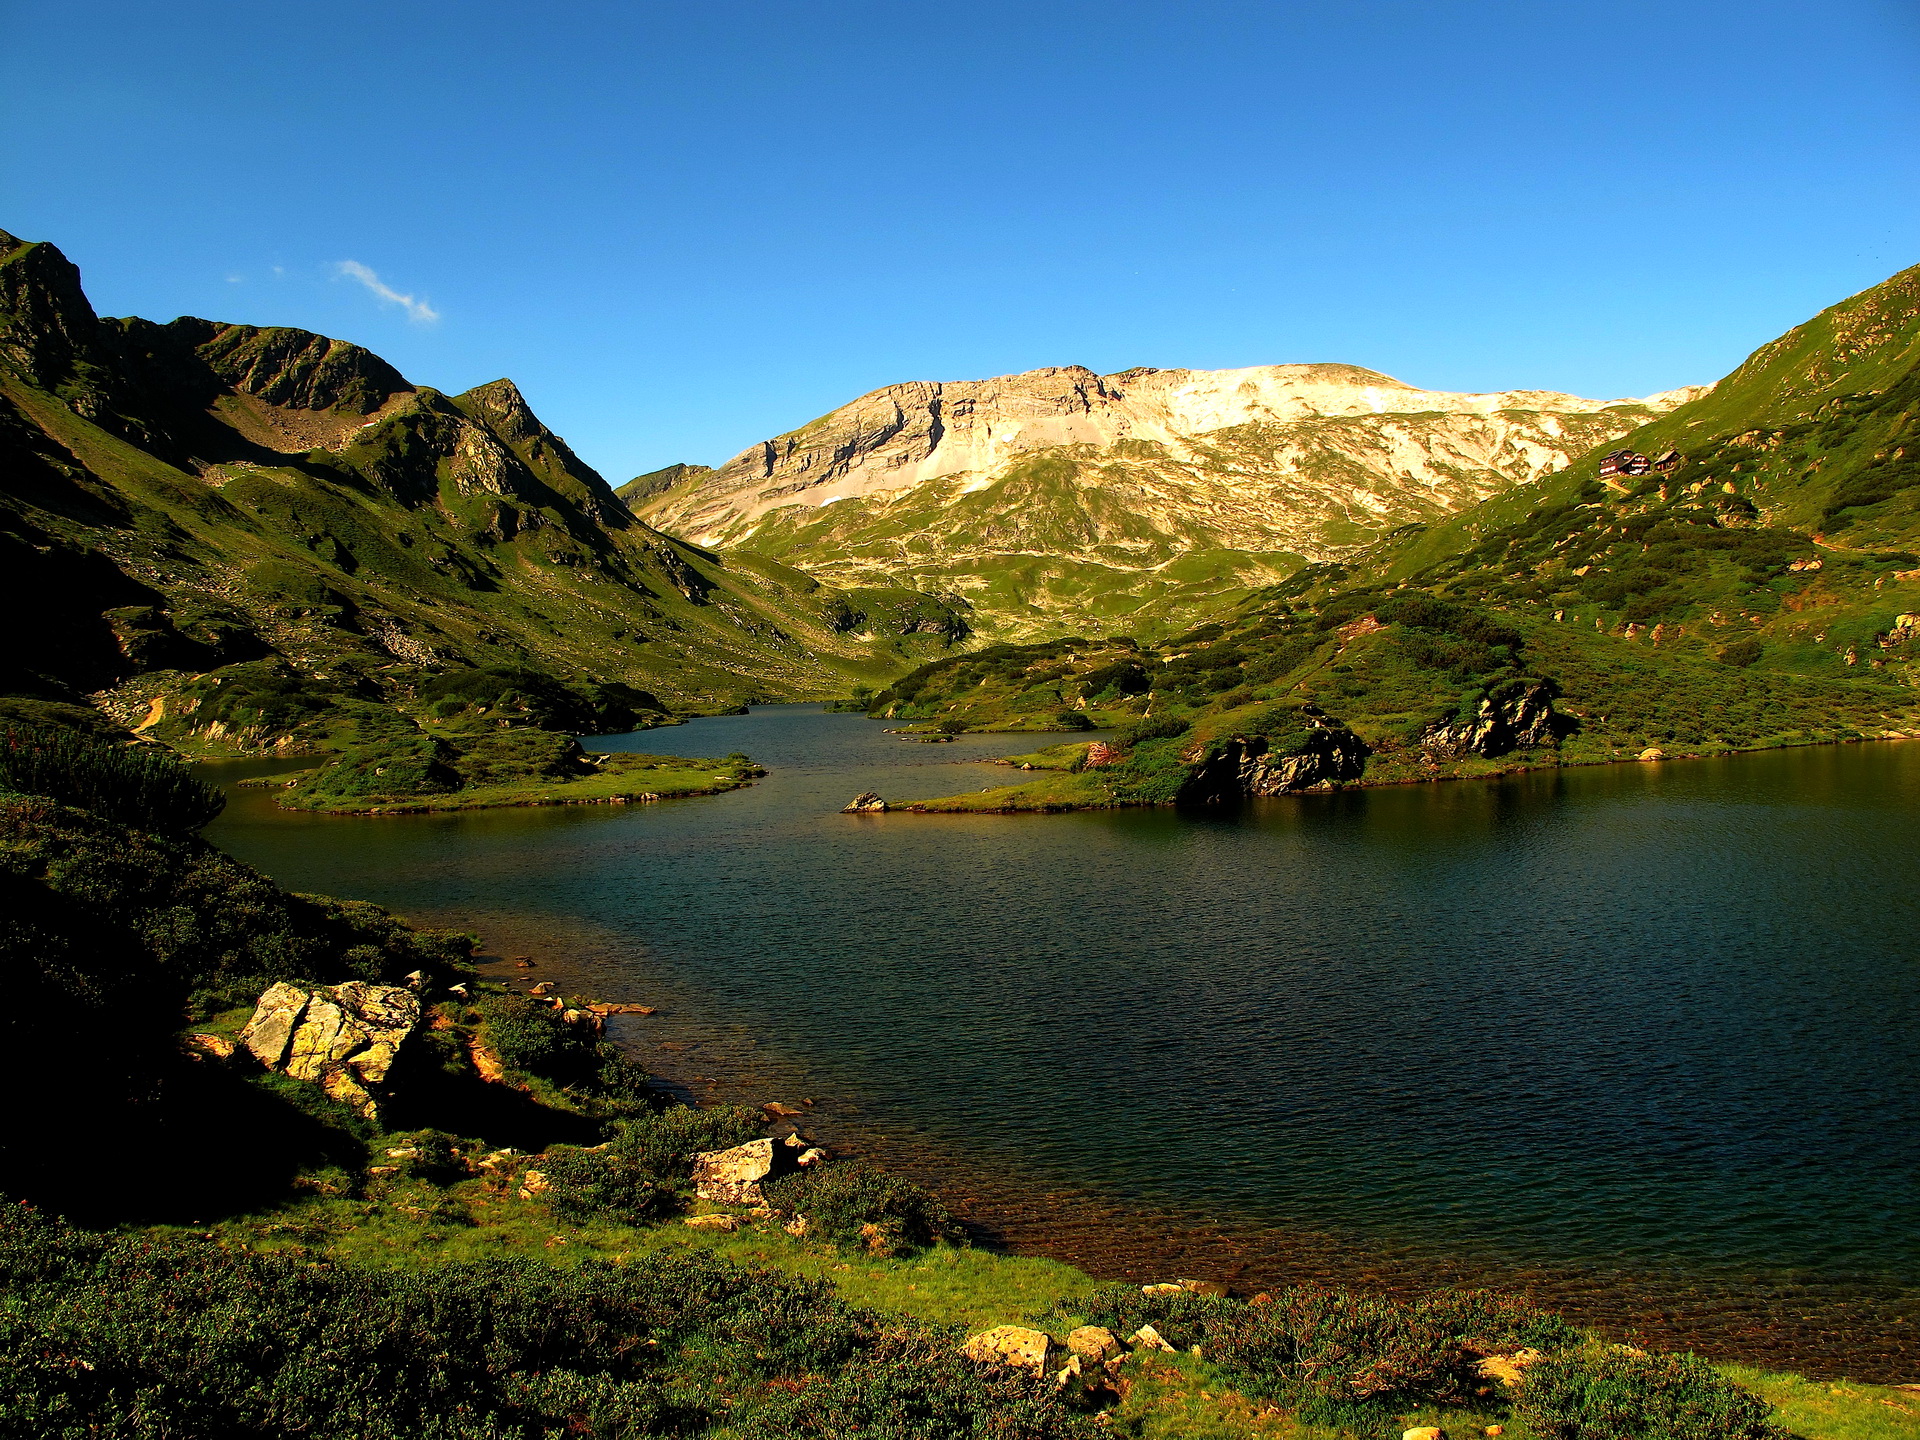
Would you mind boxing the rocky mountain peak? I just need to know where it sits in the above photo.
[634,359,1710,550]
[0,230,107,394]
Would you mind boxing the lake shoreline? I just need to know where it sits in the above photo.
[202,706,1920,1386]
[894,729,1920,813]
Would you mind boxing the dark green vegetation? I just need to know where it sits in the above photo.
[0,227,968,757]
[1075,1287,1786,1440]
[1,721,225,831]
[0,728,470,1219]
[0,1210,1085,1440]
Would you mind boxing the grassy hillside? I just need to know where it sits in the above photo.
[856,266,1920,812]
[634,363,1685,644]
[0,227,967,752]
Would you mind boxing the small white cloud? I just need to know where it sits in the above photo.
[225,272,245,284]
[272,265,285,277]
[331,259,440,324]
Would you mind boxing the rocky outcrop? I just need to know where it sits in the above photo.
[842,791,887,813]
[238,980,421,1117]
[1175,723,1370,803]
[1419,682,1562,760]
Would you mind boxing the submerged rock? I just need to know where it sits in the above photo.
[239,980,421,1117]
[841,790,887,813]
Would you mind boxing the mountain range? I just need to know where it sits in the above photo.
[4,220,1916,780]
[0,228,968,749]
[630,362,1704,639]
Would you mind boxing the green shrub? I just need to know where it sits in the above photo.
[1116,715,1190,746]
[292,731,460,802]
[608,1104,764,1181]
[0,1207,1087,1440]
[1516,1347,1787,1440]
[1719,638,1764,667]
[0,725,225,833]
[762,1161,961,1257]
[538,1144,670,1225]
[1080,1283,1578,1428]
[474,993,647,1102]
[387,1128,469,1185]
[1052,711,1094,731]
[534,1105,764,1224]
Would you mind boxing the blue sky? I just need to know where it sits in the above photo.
[5,1,1918,481]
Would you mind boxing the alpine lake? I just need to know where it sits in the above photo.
[203,706,1920,1380]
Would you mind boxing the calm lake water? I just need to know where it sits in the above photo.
[204,707,1920,1376]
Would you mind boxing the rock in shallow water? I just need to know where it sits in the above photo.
[841,790,887,813]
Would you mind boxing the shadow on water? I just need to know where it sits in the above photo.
[203,711,1920,1379]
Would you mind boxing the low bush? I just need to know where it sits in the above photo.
[762,1161,961,1257]
[0,725,225,833]
[1081,1283,1580,1432]
[538,1145,670,1225]
[1516,1346,1788,1440]
[536,1105,764,1224]
[1719,638,1765,667]
[0,1207,1088,1440]
[1115,715,1190,746]
[475,993,652,1105]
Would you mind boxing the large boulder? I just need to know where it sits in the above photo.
[239,980,421,1117]
[841,791,887,813]
[962,1325,1052,1375]
[690,1137,796,1205]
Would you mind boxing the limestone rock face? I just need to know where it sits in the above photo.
[962,1325,1052,1375]
[239,980,422,1117]
[690,1137,795,1205]
[632,360,1706,639]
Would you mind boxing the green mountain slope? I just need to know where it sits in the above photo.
[0,228,968,748]
[857,265,1920,810]
[632,363,1700,642]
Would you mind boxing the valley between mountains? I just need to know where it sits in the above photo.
[4,220,1920,809]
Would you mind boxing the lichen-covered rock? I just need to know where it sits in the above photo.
[1420,681,1562,760]
[238,980,421,1117]
[1175,722,1369,802]
[1067,1326,1121,1362]
[962,1325,1051,1375]
[690,1137,794,1205]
